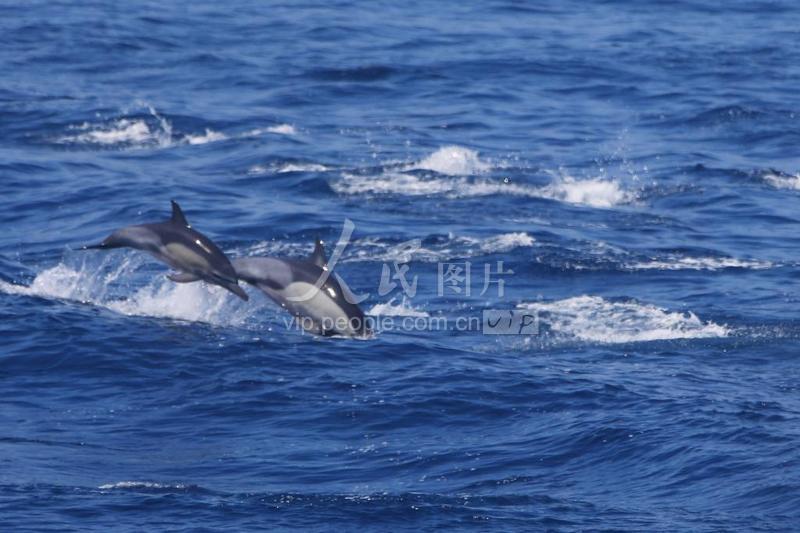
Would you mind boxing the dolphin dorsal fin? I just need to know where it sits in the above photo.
[171,200,190,227]
[310,237,327,269]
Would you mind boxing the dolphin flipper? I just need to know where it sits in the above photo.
[167,272,201,283]
[167,272,248,301]
[222,281,249,301]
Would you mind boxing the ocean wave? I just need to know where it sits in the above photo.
[56,106,295,149]
[97,481,205,493]
[367,296,429,317]
[624,255,772,271]
[242,124,298,137]
[331,146,634,208]
[0,257,255,327]
[762,171,800,190]
[264,124,297,136]
[248,162,330,175]
[537,175,632,208]
[407,145,491,176]
[184,128,227,145]
[519,296,728,343]
[56,106,225,149]
[240,232,535,264]
[58,115,174,148]
[333,171,632,208]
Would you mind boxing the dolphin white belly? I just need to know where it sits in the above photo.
[275,281,358,336]
[163,242,212,272]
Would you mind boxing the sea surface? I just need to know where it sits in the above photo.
[2,1,800,530]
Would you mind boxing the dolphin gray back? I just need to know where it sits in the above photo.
[231,257,295,290]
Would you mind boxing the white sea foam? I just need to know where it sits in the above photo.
[248,162,330,175]
[57,106,239,149]
[333,172,632,208]
[0,258,255,327]
[763,172,800,190]
[519,295,728,343]
[625,256,772,271]
[277,163,328,173]
[98,481,189,490]
[478,232,535,253]
[244,124,297,137]
[61,118,171,147]
[537,176,632,208]
[407,145,491,176]
[184,128,227,145]
[368,296,429,317]
[240,232,534,264]
[267,124,297,135]
[58,106,175,148]
[332,147,634,208]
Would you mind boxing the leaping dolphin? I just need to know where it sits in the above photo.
[223,239,369,337]
[83,200,248,301]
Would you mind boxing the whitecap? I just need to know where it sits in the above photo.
[98,481,189,490]
[58,106,174,148]
[184,128,227,145]
[478,232,535,253]
[57,106,231,149]
[519,295,728,343]
[244,124,298,137]
[276,163,328,173]
[407,145,491,176]
[763,172,800,190]
[368,296,429,317]
[625,256,772,271]
[332,146,635,208]
[239,232,535,264]
[332,172,633,208]
[247,163,329,175]
[537,175,632,208]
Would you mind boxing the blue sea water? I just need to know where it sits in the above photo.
[2,0,800,530]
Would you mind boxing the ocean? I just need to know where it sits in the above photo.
[1,0,800,530]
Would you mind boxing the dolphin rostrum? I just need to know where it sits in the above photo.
[222,238,369,337]
[83,200,248,301]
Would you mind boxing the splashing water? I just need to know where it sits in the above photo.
[520,295,728,343]
[368,296,429,317]
[332,146,635,208]
[408,145,491,176]
[0,256,257,327]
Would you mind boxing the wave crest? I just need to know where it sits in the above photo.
[409,145,491,176]
[332,146,635,208]
[520,296,728,343]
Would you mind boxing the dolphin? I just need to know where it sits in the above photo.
[222,239,369,337]
[83,200,248,301]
